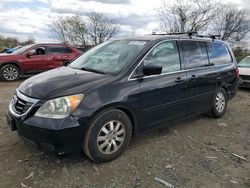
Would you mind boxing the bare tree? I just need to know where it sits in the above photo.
[212,4,250,46]
[50,17,69,43]
[66,16,88,47]
[50,16,88,47]
[50,12,119,47]
[157,0,216,33]
[87,11,119,45]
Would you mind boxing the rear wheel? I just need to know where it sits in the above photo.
[0,64,20,81]
[211,88,227,118]
[83,109,132,162]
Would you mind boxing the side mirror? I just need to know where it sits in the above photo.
[26,52,33,58]
[143,65,162,76]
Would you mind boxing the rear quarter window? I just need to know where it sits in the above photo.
[206,42,232,65]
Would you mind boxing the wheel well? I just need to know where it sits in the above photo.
[221,86,228,97]
[115,107,137,137]
[0,62,22,73]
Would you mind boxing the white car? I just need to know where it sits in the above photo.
[238,56,250,88]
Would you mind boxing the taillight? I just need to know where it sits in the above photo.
[236,67,239,77]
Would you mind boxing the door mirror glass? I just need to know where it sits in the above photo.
[143,65,162,76]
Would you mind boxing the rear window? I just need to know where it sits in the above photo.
[182,41,209,69]
[48,46,72,54]
[206,42,232,65]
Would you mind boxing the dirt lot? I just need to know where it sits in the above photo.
[0,80,249,188]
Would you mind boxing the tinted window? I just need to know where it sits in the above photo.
[48,46,72,54]
[182,41,209,69]
[143,41,180,73]
[61,47,72,53]
[206,42,232,65]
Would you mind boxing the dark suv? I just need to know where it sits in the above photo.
[6,34,239,162]
[0,44,81,81]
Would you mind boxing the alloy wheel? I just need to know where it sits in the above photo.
[97,120,126,154]
[3,66,19,81]
[215,92,225,113]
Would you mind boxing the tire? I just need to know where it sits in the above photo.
[211,88,227,118]
[84,109,132,162]
[0,64,20,81]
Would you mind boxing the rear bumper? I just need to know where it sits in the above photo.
[227,77,240,100]
[8,112,86,154]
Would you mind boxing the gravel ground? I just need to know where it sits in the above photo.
[0,80,249,188]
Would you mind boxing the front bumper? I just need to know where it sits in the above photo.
[239,75,250,88]
[7,112,86,154]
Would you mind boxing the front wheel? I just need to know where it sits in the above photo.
[83,109,132,162]
[211,88,227,118]
[0,64,20,81]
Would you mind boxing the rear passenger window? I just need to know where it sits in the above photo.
[61,47,72,53]
[48,46,72,54]
[206,42,232,65]
[143,41,180,73]
[182,41,209,69]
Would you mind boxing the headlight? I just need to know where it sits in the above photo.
[35,94,84,119]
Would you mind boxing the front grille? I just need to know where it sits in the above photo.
[240,75,250,80]
[12,95,33,115]
[10,90,39,116]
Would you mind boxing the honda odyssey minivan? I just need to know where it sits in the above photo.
[6,34,240,162]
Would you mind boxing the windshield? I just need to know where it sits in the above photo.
[69,40,147,75]
[238,57,250,68]
[12,44,35,55]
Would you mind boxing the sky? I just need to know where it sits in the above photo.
[0,0,249,43]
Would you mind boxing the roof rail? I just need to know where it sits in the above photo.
[195,34,221,41]
[151,31,198,38]
[151,32,221,41]
[168,31,198,38]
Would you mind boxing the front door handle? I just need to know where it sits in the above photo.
[175,77,185,83]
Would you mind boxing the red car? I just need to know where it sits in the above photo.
[0,44,81,81]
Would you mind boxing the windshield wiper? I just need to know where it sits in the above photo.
[81,67,106,74]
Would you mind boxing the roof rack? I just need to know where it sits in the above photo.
[168,31,198,38]
[195,34,221,41]
[151,31,221,41]
[152,31,198,38]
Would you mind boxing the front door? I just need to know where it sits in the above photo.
[22,46,51,73]
[136,40,189,129]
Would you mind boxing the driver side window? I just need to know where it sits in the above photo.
[143,41,181,73]
[29,47,46,56]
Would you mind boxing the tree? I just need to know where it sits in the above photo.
[50,16,88,47]
[157,0,216,33]
[50,12,119,47]
[65,16,88,47]
[50,17,69,44]
[22,36,35,45]
[87,11,119,45]
[211,4,250,46]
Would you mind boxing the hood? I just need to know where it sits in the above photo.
[239,67,250,75]
[18,67,113,99]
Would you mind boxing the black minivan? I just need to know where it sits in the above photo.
[6,34,239,162]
